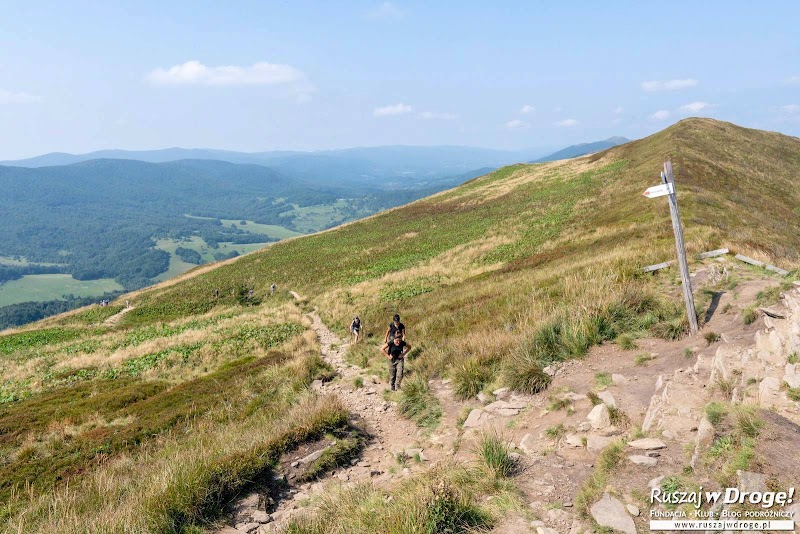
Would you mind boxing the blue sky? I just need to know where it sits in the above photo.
[0,1,798,158]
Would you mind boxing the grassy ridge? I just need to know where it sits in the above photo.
[2,118,800,529]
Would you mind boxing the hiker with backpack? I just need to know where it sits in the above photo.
[382,332,410,391]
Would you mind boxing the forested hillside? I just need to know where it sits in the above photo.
[0,158,459,300]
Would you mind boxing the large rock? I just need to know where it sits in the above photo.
[783,364,800,389]
[252,510,271,523]
[758,377,781,403]
[586,434,615,452]
[463,409,491,428]
[492,387,511,400]
[737,470,768,493]
[485,400,528,413]
[628,455,658,467]
[587,403,611,430]
[628,438,666,450]
[564,434,584,448]
[590,493,636,534]
[300,447,329,465]
[597,390,617,407]
[696,417,715,447]
[612,373,628,385]
[691,416,716,469]
[519,433,537,455]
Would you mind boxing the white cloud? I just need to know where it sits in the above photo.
[0,90,41,104]
[678,101,710,114]
[146,60,304,86]
[520,104,536,114]
[505,119,529,130]
[610,117,623,126]
[555,118,579,127]
[641,78,698,91]
[366,2,404,19]
[373,103,414,117]
[418,111,459,120]
[779,104,800,114]
[614,106,624,114]
[650,110,671,120]
[786,76,800,85]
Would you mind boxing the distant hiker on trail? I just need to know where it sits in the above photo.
[270,283,277,295]
[125,300,130,308]
[383,332,410,391]
[350,315,362,343]
[384,314,405,344]
[213,289,220,299]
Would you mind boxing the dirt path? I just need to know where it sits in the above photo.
[217,302,432,534]
[102,305,135,327]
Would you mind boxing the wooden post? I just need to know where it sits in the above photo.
[662,161,699,335]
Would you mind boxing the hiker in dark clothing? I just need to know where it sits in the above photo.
[382,333,410,391]
[350,315,362,343]
[384,314,405,344]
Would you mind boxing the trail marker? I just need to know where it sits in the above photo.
[642,183,674,199]
[643,161,699,335]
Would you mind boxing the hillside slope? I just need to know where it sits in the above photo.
[2,118,800,532]
[114,118,800,333]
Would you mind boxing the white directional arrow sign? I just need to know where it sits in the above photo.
[642,182,674,198]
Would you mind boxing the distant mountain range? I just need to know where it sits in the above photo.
[2,140,632,187]
[0,146,548,185]
[532,137,630,163]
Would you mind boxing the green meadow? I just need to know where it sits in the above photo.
[0,274,122,307]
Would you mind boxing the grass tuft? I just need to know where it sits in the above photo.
[503,350,551,395]
[452,357,496,400]
[474,430,516,478]
[705,402,728,426]
[617,333,637,350]
[704,331,721,345]
[397,376,443,429]
[595,372,612,389]
[734,405,764,439]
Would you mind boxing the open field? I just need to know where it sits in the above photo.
[0,274,122,307]
[0,257,63,268]
[154,237,273,282]
[219,219,303,239]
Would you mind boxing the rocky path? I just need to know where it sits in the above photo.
[216,304,431,534]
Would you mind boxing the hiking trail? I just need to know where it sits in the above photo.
[217,296,438,533]
[102,305,135,327]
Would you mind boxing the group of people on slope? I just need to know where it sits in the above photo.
[349,313,411,391]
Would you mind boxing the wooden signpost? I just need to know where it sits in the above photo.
[643,161,699,335]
